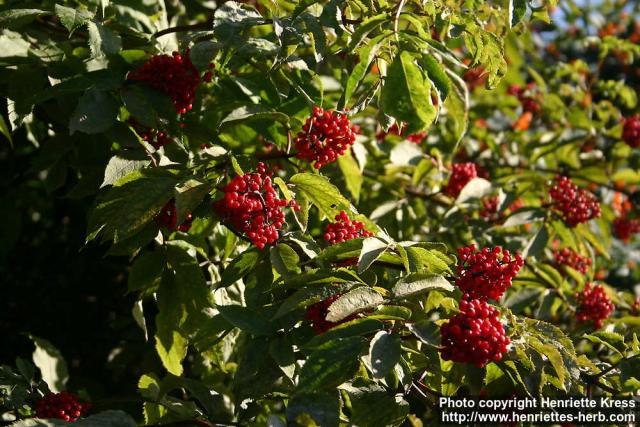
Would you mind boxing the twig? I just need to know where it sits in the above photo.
[154,21,214,38]
[393,0,407,42]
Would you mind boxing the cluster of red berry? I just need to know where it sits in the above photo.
[214,163,293,249]
[304,294,358,334]
[508,83,542,114]
[324,211,373,245]
[443,162,478,198]
[553,248,592,274]
[35,392,90,422]
[613,216,640,241]
[128,119,171,149]
[479,196,524,221]
[294,106,356,169]
[549,176,601,227]
[440,297,510,368]
[157,199,194,232]
[455,245,524,301]
[463,65,489,91]
[375,122,428,144]
[622,115,640,147]
[128,50,201,115]
[576,283,614,329]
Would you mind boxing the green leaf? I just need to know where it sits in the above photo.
[220,247,261,286]
[101,155,150,188]
[315,238,364,263]
[0,31,30,58]
[357,237,388,273]
[389,140,423,166]
[290,173,351,219]
[87,170,179,243]
[0,113,12,146]
[408,320,440,346]
[292,0,321,19]
[392,273,453,299]
[274,284,352,319]
[219,105,289,129]
[128,250,165,294]
[369,305,412,321]
[270,243,300,277]
[502,208,547,228]
[0,9,49,29]
[522,224,550,259]
[326,287,383,322]
[619,357,640,385]
[121,85,176,129]
[138,373,161,401]
[297,337,366,393]
[165,242,211,333]
[456,178,492,204]
[342,384,409,427]
[381,51,436,133]
[154,243,211,375]
[54,5,93,34]
[337,152,363,201]
[174,178,210,224]
[213,2,264,43]
[510,0,528,27]
[286,392,340,427]
[29,336,68,393]
[155,288,187,376]
[403,246,452,274]
[463,22,507,89]
[303,13,326,63]
[269,335,296,379]
[347,13,388,51]
[217,305,274,336]
[304,318,384,348]
[88,22,122,57]
[368,331,401,378]
[584,331,626,355]
[69,89,119,135]
[527,337,567,390]
[189,41,219,71]
[421,54,451,100]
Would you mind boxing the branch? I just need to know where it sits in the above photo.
[154,21,214,38]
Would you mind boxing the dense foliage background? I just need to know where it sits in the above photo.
[1,0,640,426]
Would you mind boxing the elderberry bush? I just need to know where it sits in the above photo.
[1,0,640,426]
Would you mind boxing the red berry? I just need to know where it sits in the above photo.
[294,106,356,169]
[549,176,601,227]
[214,163,294,249]
[455,244,524,300]
[509,82,542,114]
[613,216,640,241]
[323,211,373,245]
[576,283,614,329]
[622,115,640,148]
[463,65,488,91]
[444,163,478,198]
[128,49,200,115]
[440,298,510,368]
[479,196,523,221]
[35,392,89,422]
[553,248,592,274]
[156,199,194,232]
[305,294,358,334]
[128,118,172,149]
